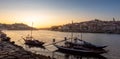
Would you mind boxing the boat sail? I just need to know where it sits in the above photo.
[22,22,45,48]
[53,21,107,54]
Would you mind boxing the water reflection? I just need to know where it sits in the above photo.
[53,50,107,59]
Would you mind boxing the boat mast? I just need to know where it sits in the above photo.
[71,20,73,42]
[31,22,33,38]
[81,32,82,40]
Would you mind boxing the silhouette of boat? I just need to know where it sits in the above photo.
[22,22,45,48]
[54,42,107,54]
[65,38,107,49]
[23,36,45,47]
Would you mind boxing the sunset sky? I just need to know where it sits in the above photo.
[0,0,120,28]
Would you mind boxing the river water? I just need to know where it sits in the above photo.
[3,30,120,59]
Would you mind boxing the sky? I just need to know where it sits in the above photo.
[0,0,120,28]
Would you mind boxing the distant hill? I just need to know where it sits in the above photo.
[0,23,37,30]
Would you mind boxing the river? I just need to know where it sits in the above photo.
[2,30,120,59]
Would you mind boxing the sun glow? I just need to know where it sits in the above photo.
[0,12,65,28]
[20,16,55,28]
[22,17,38,27]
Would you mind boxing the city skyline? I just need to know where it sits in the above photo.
[0,0,120,28]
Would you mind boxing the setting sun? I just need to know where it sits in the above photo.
[22,16,38,27]
[19,15,58,28]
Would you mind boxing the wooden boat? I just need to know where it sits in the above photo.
[65,38,107,49]
[22,22,45,47]
[23,36,45,47]
[53,37,108,54]
[54,44,107,54]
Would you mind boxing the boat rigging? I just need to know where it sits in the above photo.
[22,22,45,48]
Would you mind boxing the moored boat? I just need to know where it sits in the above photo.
[22,35,45,47]
[65,38,107,49]
[54,41,107,54]
[22,22,45,48]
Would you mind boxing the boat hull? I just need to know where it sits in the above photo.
[65,41,107,49]
[24,40,45,47]
[54,45,106,55]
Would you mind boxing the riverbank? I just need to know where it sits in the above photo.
[50,19,120,34]
[0,39,52,59]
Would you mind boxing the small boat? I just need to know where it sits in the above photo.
[22,22,45,48]
[23,36,45,47]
